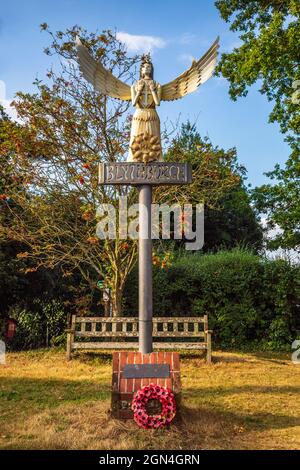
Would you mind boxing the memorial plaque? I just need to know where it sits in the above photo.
[98,162,192,186]
[123,363,170,379]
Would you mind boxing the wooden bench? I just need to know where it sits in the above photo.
[66,315,213,363]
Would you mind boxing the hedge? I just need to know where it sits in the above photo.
[123,249,300,350]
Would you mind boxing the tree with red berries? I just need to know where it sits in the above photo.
[0,26,139,316]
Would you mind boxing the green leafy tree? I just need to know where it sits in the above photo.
[0,106,26,318]
[253,160,300,251]
[215,0,299,148]
[204,185,263,252]
[215,0,300,251]
[162,122,263,251]
[162,122,241,206]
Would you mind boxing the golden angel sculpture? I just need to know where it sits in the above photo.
[76,37,219,163]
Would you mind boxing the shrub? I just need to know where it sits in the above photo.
[124,249,300,350]
[7,299,67,350]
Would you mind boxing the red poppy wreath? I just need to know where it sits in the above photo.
[131,384,176,429]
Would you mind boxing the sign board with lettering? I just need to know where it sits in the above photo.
[99,162,192,186]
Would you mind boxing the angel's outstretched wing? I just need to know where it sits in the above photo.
[161,37,219,102]
[76,37,131,101]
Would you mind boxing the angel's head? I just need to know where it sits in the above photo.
[140,54,154,79]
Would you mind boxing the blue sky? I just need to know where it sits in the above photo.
[0,0,290,186]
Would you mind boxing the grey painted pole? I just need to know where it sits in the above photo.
[138,184,153,354]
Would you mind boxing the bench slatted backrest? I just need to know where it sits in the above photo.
[74,317,206,340]
[67,315,212,362]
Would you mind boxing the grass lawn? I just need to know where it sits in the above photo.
[0,348,299,450]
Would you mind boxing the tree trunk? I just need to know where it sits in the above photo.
[104,301,110,317]
[111,283,124,317]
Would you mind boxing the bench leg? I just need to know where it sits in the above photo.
[66,314,76,361]
[206,331,212,364]
[66,332,73,361]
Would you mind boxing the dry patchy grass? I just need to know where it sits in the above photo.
[0,349,299,450]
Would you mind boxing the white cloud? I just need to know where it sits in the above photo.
[179,33,197,45]
[177,53,195,65]
[178,33,212,48]
[116,31,167,53]
[0,80,19,122]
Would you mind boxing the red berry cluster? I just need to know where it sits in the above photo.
[131,384,176,429]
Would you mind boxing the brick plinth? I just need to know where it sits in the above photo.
[111,351,181,419]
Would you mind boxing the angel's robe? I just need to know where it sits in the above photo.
[127,80,163,162]
[128,80,163,162]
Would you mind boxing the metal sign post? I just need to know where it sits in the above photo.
[138,184,153,353]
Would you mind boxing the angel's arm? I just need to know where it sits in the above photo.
[131,81,144,106]
[149,82,161,106]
